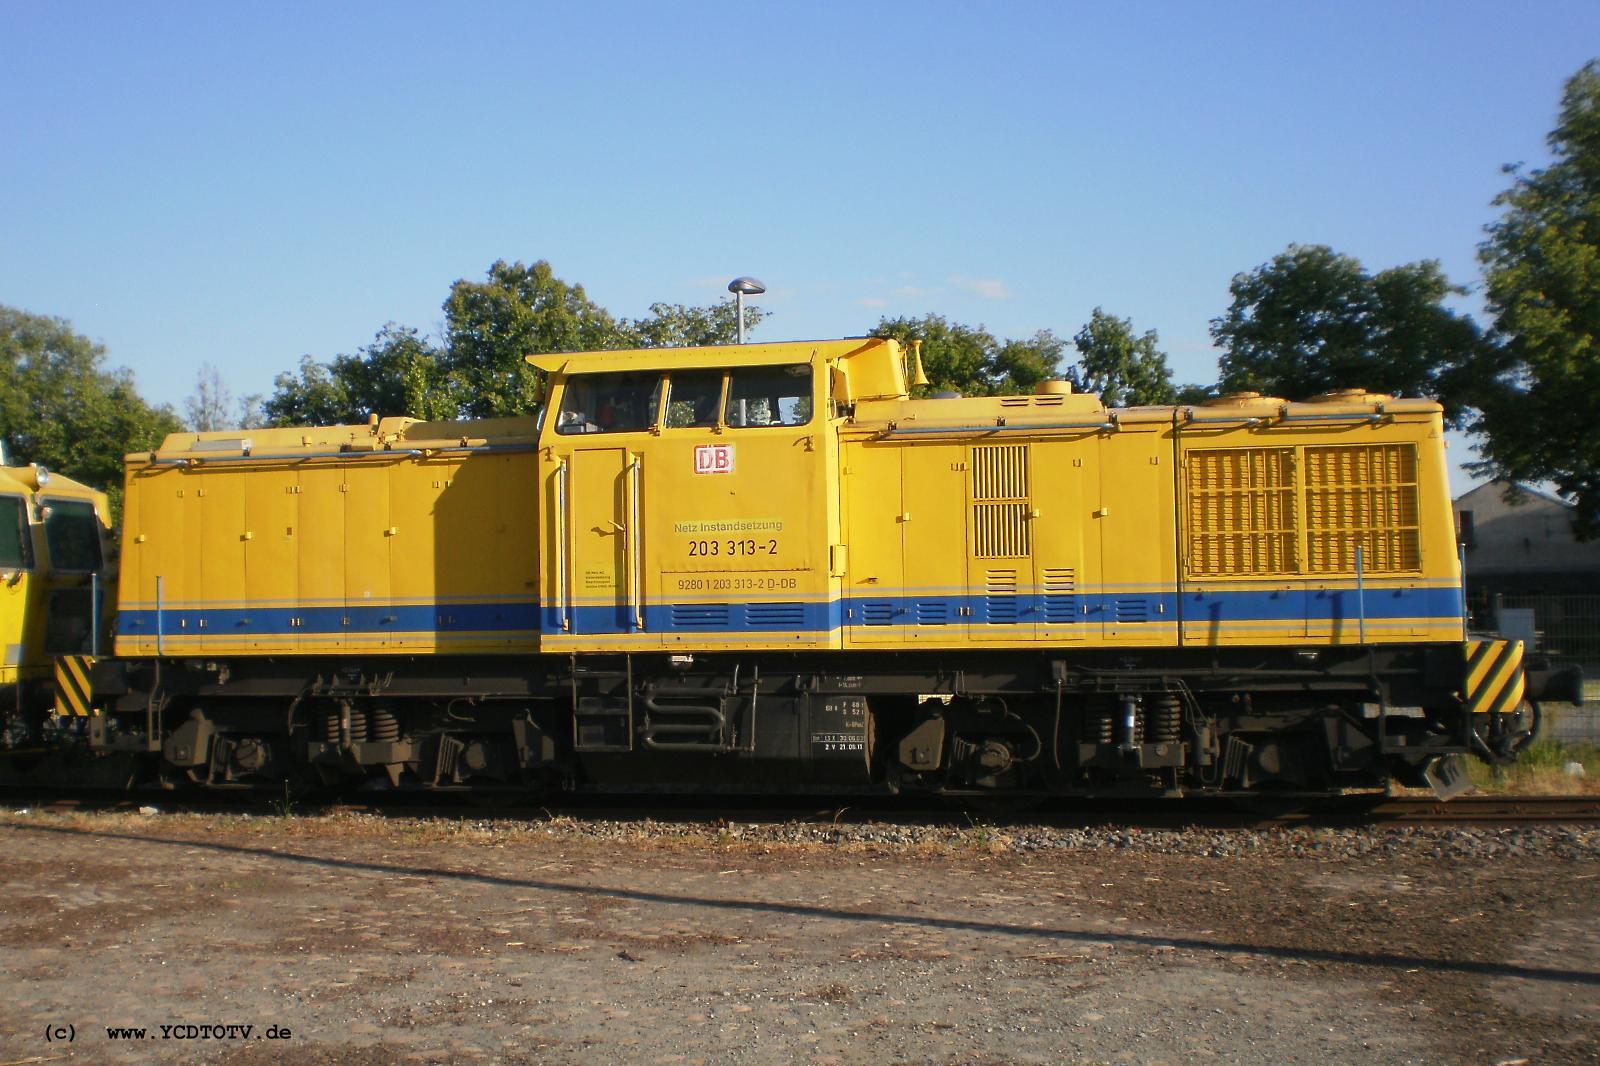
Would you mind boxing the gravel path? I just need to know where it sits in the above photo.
[1,809,1596,1064]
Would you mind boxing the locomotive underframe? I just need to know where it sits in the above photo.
[56,643,1472,799]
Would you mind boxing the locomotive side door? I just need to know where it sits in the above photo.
[1031,437,1098,644]
[542,369,661,641]
[567,447,634,636]
[964,442,1037,642]
[842,440,906,644]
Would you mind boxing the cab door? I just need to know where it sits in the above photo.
[569,446,635,635]
[543,370,660,641]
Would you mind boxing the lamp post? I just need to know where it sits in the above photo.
[727,276,766,344]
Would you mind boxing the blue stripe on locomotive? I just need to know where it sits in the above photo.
[119,585,1463,640]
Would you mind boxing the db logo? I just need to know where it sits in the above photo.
[694,444,735,475]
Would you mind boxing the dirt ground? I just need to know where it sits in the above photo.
[1,810,1597,1065]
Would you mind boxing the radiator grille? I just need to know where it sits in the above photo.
[1185,447,1297,576]
[1184,443,1423,578]
[1303,444,1420,573]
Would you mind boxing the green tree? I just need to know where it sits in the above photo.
[1071,308,1177,407]
[621,299,766,348]
[1473,60,1600,535]
[1210,244,1483,415]
[870,315,1065,396]
[0,305,182,515]
[264,263,769,425]
[263,355,358,426]
[442,259,632,418]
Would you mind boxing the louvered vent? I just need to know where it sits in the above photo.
[671,604,730,629]
[972,444,1031,558]
[916,600,951,625]
[1114,598,1149,623]
[1041,568,1078,623]
[1185,447,1297,577]
[746,602,806,627]
[859,600,896,626]
[985,569,1019,623]
[1303,444,1421,573]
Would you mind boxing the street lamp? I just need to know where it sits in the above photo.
[727,276,766,344]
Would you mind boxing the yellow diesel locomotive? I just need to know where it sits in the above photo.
[52,337,1564,799]
[0,463,113,745]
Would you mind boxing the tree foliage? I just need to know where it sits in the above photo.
[263,261,764,425]
[1071,308,1177,407]
[1473,61,1600,535]
[869,314,1065,396]
[621,300,766,349]
[0,305,182,514]
[1210,244,1483,416]
[441,260,631,419]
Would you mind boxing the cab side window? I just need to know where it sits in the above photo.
[556,372,663,434]
[725,364,812,428]
[0,497,31,570]
[42,499,103,572]
[664,370,725,428]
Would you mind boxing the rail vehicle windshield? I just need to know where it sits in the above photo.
[664,369,724,429]
[725,364,812,428]
[42,498,102,573]
[0,496,31,570]
[555,371,662,434]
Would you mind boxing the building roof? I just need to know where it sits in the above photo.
[1453,478,1571,510]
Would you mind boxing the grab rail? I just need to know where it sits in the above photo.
[555,459,571,632]
[628,456,644,631]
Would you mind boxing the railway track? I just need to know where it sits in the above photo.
[5,789,1598,828]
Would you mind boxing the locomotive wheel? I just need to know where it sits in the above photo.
[1473,699,1541,765]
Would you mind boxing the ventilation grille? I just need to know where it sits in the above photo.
[859,600,896,626]
[746,602,806,627]
[985,569,1019,624]
[1113,598,1149,623]
[972,444,1030,499]
[1041,568,1078,624]
[1185,447,1297,576]
[1303,444,1421,573]
[671,604,730,628]
[916,600,951,626]
[972,445,1031,558]
[1184,443,1423,578]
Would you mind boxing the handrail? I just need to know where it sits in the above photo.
[878,420,1116,438]
[143,442,538,467]
[1274,412,1388,425]
[628,457,644,631]
[555,460,571,632]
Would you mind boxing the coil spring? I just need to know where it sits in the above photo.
[321,708,341,743]
[347,706,368,744]
[370,708,400,743]
[1095,711,1115,744]
[1150,695,1182,743]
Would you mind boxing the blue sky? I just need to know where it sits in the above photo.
[3,2,1597,489]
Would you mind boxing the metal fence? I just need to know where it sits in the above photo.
[1492,594,1600,744]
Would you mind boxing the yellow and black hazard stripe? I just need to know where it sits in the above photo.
[53,655,97,717]
[1464,638,1526,717]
